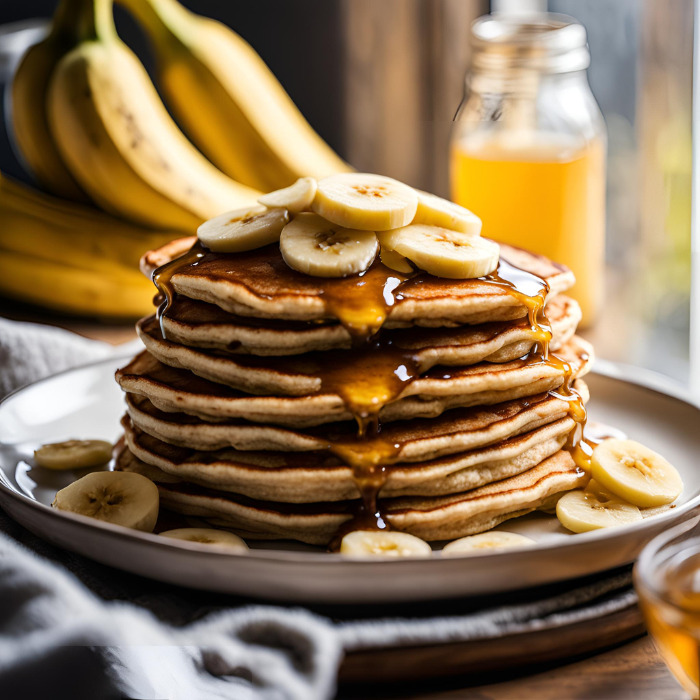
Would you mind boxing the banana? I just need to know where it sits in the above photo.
[115,0,351,191]
[10,0,87,200]
[590,439,683,507]
[0,173,176,275]
[34,440,112,470]
[197,206,289,253]
[0,173,175,317]
[339,530,432,558]
[412,190,482,236]
[442,531,536,556]
[380,246,414,274]
[160,527,248,551]
[53,471,159,531]
[556,484,642,534]
[0,248,156,318]
[280,213,378,277]
[46,0,261,233]
[312,173,418,231]
[258,177,317,214]
[378,225,500,279]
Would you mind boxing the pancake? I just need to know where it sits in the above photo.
[122,414,572,502]
[125,382,589,455]
[116,336,592,427]
[158,293,581,357]
[137,297,580,394]
[126,229,600,548]
[118,446,587,544]
[141,238,575,326]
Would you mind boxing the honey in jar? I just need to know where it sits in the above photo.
[451,14,607,326]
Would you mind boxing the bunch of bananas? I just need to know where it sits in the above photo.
[4,0,350,318]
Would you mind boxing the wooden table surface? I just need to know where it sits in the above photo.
[1,306,690,700]
[382,637,687,700]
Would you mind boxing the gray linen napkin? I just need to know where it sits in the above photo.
[0,519,341,700]
[0,316,125,397]
[0,317,639,699]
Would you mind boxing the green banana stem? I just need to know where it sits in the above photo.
[51,0,118,44]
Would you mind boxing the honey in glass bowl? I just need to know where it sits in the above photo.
[635,522,700,698]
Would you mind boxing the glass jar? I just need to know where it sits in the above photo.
[451,13,606,326]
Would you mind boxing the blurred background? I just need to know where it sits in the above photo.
[0,0,694,388]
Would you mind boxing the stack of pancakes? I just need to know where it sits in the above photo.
[115,238,592,546]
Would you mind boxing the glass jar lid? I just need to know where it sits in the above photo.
[471,13,590,74]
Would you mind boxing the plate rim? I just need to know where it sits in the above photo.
[1,354,700,567]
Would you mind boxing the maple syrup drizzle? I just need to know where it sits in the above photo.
[416,259,590,473]
[152,241,207,337]
[150,243,418,542]
[481,259,554,357]
[320,270,411,341]
[150,244,590,546]
[315,274,420,542]
[482,259,591,472]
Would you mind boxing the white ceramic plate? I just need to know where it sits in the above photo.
[1,356,699,604]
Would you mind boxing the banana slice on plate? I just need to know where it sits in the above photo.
[280,213,378,277]
[380,246,414,274]
[312,173,418,231]
[197,205,289,253]
[556,483,642,534]
[442,531,536,556]
[413,190,482,236]
[53,471,159,532]
[34,439,112,470]
[378,224,499,279]
[258,177,317,214]
[159,527,248,551]
[590,439,683,507]
[339,530,432,557]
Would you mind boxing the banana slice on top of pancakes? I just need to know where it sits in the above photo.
[195,172,493,280]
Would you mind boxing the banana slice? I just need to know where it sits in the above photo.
[34,439,112,470]
[280,213,378,277]
[380,246,414,274]
[258,177,317,214]
[442,531,536,556]
[413,190,482,236]
[312,173,418,231]
[53,471,159,532]
[556,484,642,534]
[591,439,683,507]
[197,205,289,253]
[378,225,499,279]
[339,530,432,557]
[159,527,248,551]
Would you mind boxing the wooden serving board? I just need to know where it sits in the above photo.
[339,603,644,685]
